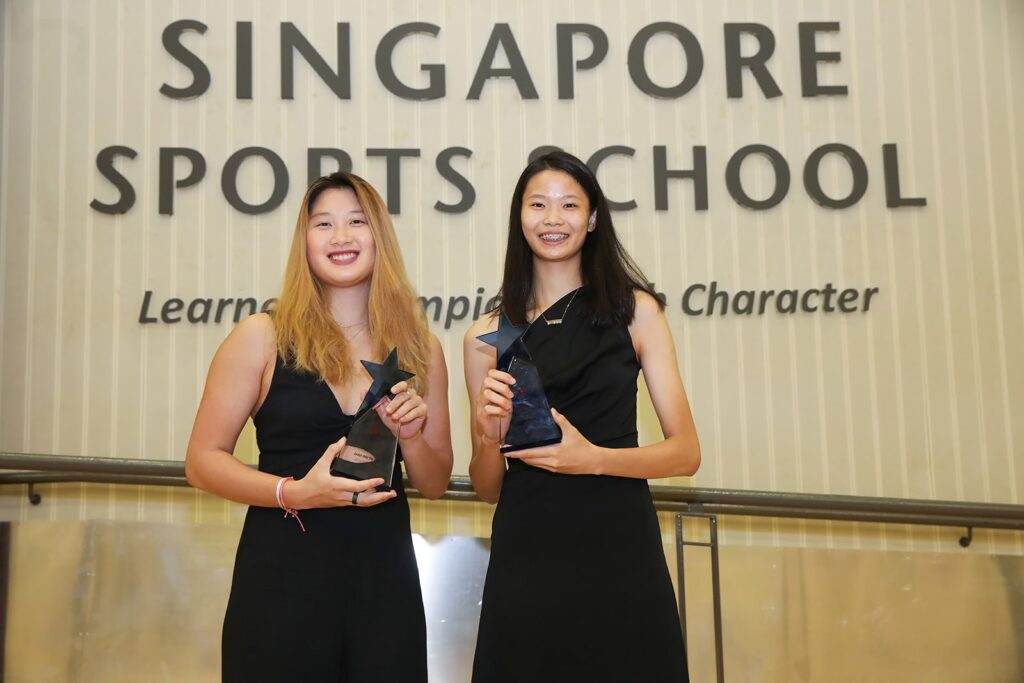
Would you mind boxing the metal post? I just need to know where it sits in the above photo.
[677,511,724,683]
[709,515,724,682]
[0,522,9,679]
[676,513,688,647]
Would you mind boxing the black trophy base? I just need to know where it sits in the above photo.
[499,433,562,454]
[499,357,562,454]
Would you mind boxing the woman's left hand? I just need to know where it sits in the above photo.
[506,408,602,475]
[378,381,426,442]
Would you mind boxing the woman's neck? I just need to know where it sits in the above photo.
[323,280,371,328]
[530,258,583,312]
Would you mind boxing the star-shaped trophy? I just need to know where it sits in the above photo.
[477,312,562,453]
[330,347,415,490]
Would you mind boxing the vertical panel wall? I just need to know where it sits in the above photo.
[0,0,1021,553]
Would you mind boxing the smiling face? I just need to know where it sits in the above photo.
[305,186,377,290]
[520,169,595,265]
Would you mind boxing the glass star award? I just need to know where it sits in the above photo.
[329,348,414,491]
[477,312,562,453]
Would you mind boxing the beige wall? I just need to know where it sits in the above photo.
[0,0,1022,554]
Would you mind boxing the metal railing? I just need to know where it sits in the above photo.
[2,451,1022,683]
[2,451,1021,533]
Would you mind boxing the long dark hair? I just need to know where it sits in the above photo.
[495,151,663,327]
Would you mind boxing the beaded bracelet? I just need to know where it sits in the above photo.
[275,476,306,532]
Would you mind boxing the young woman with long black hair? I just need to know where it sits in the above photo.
[465,151,700,682]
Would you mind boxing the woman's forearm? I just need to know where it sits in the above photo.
[468,435,506,504]
[593,433,700,480]
[401,433,453,499]
[185,447,281,507]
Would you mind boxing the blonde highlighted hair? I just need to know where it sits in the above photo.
[272,172,431,392]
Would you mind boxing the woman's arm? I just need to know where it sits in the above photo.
[185,313,283,506]
[388,334,454,499]
[185,313,394,509]
[511,291,701,479]
[464,315,512,504]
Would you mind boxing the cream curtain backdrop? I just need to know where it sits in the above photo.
[0,0,1021,553]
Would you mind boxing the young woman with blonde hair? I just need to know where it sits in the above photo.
[186,171,452,682]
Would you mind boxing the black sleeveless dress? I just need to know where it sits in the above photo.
[221,357,427,683]
[472,291,689,682]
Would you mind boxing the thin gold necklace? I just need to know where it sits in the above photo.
[540,287,581,326]
[341,320,369,341]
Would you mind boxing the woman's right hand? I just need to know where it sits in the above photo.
[474,369,516,445]
[286,437,398,509]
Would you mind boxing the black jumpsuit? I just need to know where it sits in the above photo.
[222,357,427,683]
